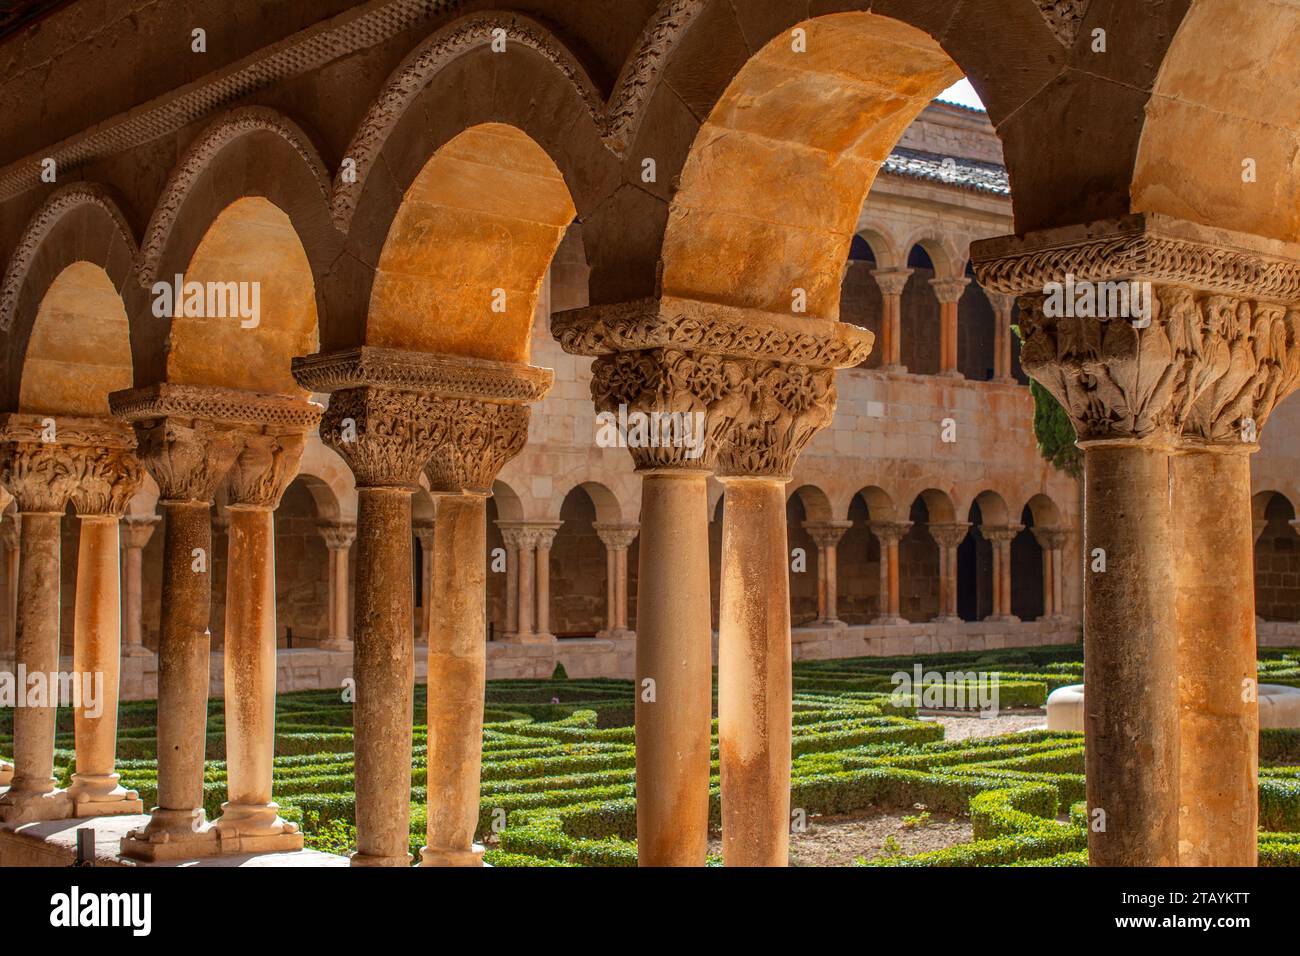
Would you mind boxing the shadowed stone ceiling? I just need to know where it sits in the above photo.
[0,0,69,41]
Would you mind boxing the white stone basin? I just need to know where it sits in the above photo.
[1046,683,1300,732]
[0,760,11,787]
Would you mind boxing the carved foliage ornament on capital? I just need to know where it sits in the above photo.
[424,399,531,496]
[0,414,139,515]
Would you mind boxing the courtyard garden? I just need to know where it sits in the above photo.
[4,645,1300,866]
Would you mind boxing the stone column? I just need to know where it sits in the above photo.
[868,521,910,625]
[979,216,1300,865]
[0,510,17,661]
[983,525,1023,622]
[0,415,79,823]
[712,326,865,868]
[294,347,551,867]
[930,277,970,378]
[110,386,264,860]
[498,524,523,639]
[872,268,912,371]
[803,521,851,626]
[987,290,1018,383]
[594,523,639,638]
[215,421,316,853]
[512,526,537,641]
[67,426,145,818]
[318,522,356,651]
[420,395,535,867]
[120,516,159,657]
[532,523,561,641]
[928,522,969,623]
[555,300,862,867]
[414,522,435,646]
[1032,527,1068,621]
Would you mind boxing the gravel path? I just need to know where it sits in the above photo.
[710,810,973,866]
[925,710,1046,741]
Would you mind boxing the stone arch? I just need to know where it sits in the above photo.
[134,107,337,381]
[162,196,319,395]
[1253,490,1300,621]
[362,122,577,364]
[900,233,959,279]
[854,225,903,271]
[789,484,833,523]
[334,15,620,348]
[490,479,526,523]
[1132,0,1300,242]
[576,480,624,525]
[1023,492,1063,529]
[970,489,1010,526]
[552,484,606,637]
[1,183,140,411]
[295,440,356,522]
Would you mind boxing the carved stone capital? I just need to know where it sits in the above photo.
[557,298,867,476]
[318,522,356,551]
[593,522,639,551]
[226,428,312,510]
[928,521,971,549]
[121,515,161,550]
[0,414,136,514]
[869,520,912,546]
[973,216,1300,448]
[803,520,853,549]
[982,524,1024,544]
[294,349,551,493]
[929,277,970,305]
[1032,526,1069,551]
[424,399,531,496]
[413,522,435,550]
[498,521,557,552]
[871,269,912,298]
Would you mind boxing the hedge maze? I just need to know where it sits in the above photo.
[4,645,1299,866]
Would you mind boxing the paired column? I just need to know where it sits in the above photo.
[871,268,911,371]
[593,523,638,638]
[983,524,1022,622]
[111,385,263,860]
[318,522,356,651]
[0,416,79,823]
[214,424,315,853]
[868,520,910,625]
[930,277,970,378]
[987,291,1018,383]
[294,347,550,868]
[971,215,1300,865]
[803,521,850,626]
[928,522,968,623]
[495,523,559,643]
[120,516,159,657]
[1032,526,1068,620]
[67,426,145,818]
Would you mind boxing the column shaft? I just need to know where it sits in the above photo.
[887,539,901,618]
[615,547,629,631]
[1172,448,1257,866]
[0,512,69,821]
[1083,443,1178,866]
[718,478,791,867]
[824,540,839,623]
[516,536,535,639]
[421,494,488,866]
[121,532,147,656]
[504,533,519,636]
[351,487,416,866]
[603,545,618,634]
[69,515,140,814]
[636,472,712,866]
[535,536,553,638]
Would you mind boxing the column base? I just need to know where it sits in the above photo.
[0,785,74,824]
[880,363,908,374]
[872,615,909,626]
[122,645,155,659]
[350,851,413,867]
[987,614,1021,624]
[319,638,353,652]
[418,843,485,867]
[120,807,220,861]
[932,614,961,624]
[937,368,965,379]
[214,801,301,843]
[69,774,145,817]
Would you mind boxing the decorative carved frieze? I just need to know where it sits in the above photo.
[292,347,552,404]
